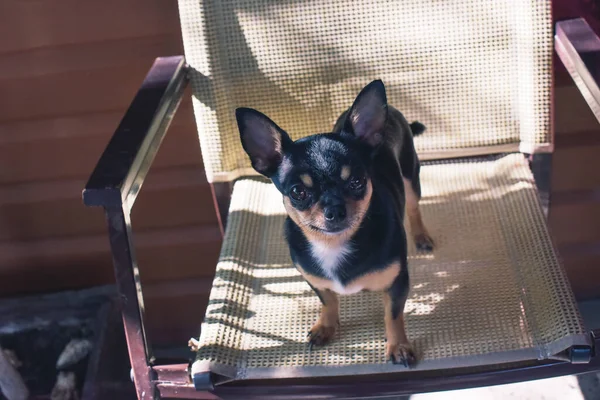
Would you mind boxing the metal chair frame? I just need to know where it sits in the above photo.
[83,18,600,400]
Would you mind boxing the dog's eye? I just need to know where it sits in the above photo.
[290,185,308,201]
[349,176,366,191]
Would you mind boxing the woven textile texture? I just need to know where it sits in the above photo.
[191,154,589,381]
[178,0,553,182]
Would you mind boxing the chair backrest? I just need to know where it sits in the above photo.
[178,0,553,183]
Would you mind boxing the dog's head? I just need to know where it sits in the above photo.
[236,80,388,240]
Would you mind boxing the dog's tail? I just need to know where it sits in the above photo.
[410,121,426,136]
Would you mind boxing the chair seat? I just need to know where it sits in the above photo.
[192,153,589,384]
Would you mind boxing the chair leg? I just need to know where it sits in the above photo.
[211,182,233,236]
[105,207,156,400]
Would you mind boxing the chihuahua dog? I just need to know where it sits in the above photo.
[236,80,433,366]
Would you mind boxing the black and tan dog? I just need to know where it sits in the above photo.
[236,80,433,366]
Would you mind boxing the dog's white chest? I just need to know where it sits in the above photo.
[310,241,350,275]
[309,241,357,294]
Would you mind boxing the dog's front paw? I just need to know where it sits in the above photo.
[386,342,416,367]
[307,322,337,349]
[414,233,435,252]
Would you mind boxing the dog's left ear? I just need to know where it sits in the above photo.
[345,79,388,148]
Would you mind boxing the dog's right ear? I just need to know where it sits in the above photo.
[236,108,292,177]
[345,80,388,148]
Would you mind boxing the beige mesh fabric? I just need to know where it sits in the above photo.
[191,154,589,380]
[177,0,553,182]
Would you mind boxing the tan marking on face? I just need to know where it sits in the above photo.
[283,180,373,247]
[296,261,401,294]
[340,165,351,181]
[339,178,372,240]
[300,174,313,188]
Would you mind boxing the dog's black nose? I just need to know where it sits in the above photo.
[324,205,346,222]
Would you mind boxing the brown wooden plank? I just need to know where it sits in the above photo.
[554,131,600,148]
[0,96,199,181]
[0,110,129,143]
[551,143,600,192]
[0,249,114,297]
[0,161,202,205]
[552,188,600,206]
[549,201,600,246]
[0,92,200,184]
[0,63,160,121]
[145,288,212,347]
[0,225,221,296]
[560,249,600,300]
[144,278,214,346]
[0,101,194,143]
[136,237,221,282]
[554,52,575,88]
[554,85,600,134]
[0,0,182,55]
[0,34,183,81]
[0,177,217,241]
[0,55,196,125]
[0,116,201,184]
[0,225,220,273]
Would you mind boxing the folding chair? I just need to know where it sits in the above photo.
[83,1,600,398]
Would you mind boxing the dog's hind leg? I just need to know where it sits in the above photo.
[400,137,434,251]
[403,175,434,251]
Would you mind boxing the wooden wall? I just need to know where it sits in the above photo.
[552,1,600,301]
[551,79,600,300]
[0,0,598,350]
[0,0,221,347]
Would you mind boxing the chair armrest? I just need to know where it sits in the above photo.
[83,56,188,210]
[555,18,600,123]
